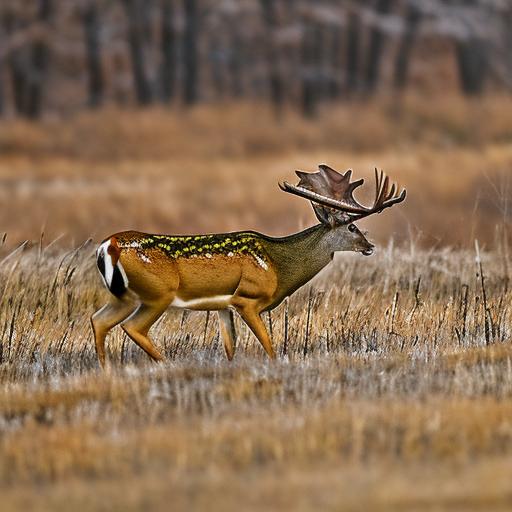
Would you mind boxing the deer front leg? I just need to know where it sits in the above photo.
[91,298,137,368]
[218,309,237,361]
[233,301,275,359]
[121,298,172,362]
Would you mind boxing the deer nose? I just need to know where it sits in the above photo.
[362,246,374,256]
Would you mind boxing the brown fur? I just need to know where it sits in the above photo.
[91,232,280,367]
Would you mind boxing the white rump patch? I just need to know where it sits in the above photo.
[117,259,129,288]
[98,240,113,287]
[97,239,129,289]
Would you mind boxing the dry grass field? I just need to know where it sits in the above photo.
[0,96,511,511]
[0,95,511,248]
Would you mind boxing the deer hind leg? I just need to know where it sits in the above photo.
[233,301,275,359]
[91,298,137,368]
[121,298,173,362]
[218,309,237,361]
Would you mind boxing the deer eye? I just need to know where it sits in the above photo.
[348,224,357,233]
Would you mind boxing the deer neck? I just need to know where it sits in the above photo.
[263,224,337,302]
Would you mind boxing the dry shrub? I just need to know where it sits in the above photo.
[0,94,512,160]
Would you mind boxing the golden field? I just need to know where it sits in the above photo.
[0,95,510,248]
[0,96,511,511]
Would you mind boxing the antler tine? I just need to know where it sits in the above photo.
[350,170,406,221]
[380,174,390,207]
[375,168,381,202]
[388,182,396,201]
[375,169,390,208]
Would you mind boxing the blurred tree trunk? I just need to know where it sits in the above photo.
[283,0,296,14]
[506,6,512,85]
[229,29,244,98]
[8,51,28,116]
[364,0,393,93]
[160,0,176,103]
[183,0,199,105]
[328,25,342,99]
[301,19,317,118]
[507,6,512,89]
[0,24,5,116]
[455,38,488,95]
[393,2,421,90]
[345,7,361,93]
[260,0,284,114]
[312,22,326,101]
[444,0,489,95]
[24,0,53,119]
[4,0,54,119]
[123,0,152,105]
[83,0,104,108]
[208,32,225,99]
[0,60,4,116]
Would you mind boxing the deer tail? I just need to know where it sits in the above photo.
[96,236,128,298]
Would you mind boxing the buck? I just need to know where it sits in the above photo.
[91,165,405,366]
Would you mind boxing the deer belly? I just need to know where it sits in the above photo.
[173,257,242,310]
[171,295,233,311]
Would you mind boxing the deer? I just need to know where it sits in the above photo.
[91,165,405,367]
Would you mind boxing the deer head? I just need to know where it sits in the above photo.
[279,165,406,255]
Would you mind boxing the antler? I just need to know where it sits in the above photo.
[279,164,406,224]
